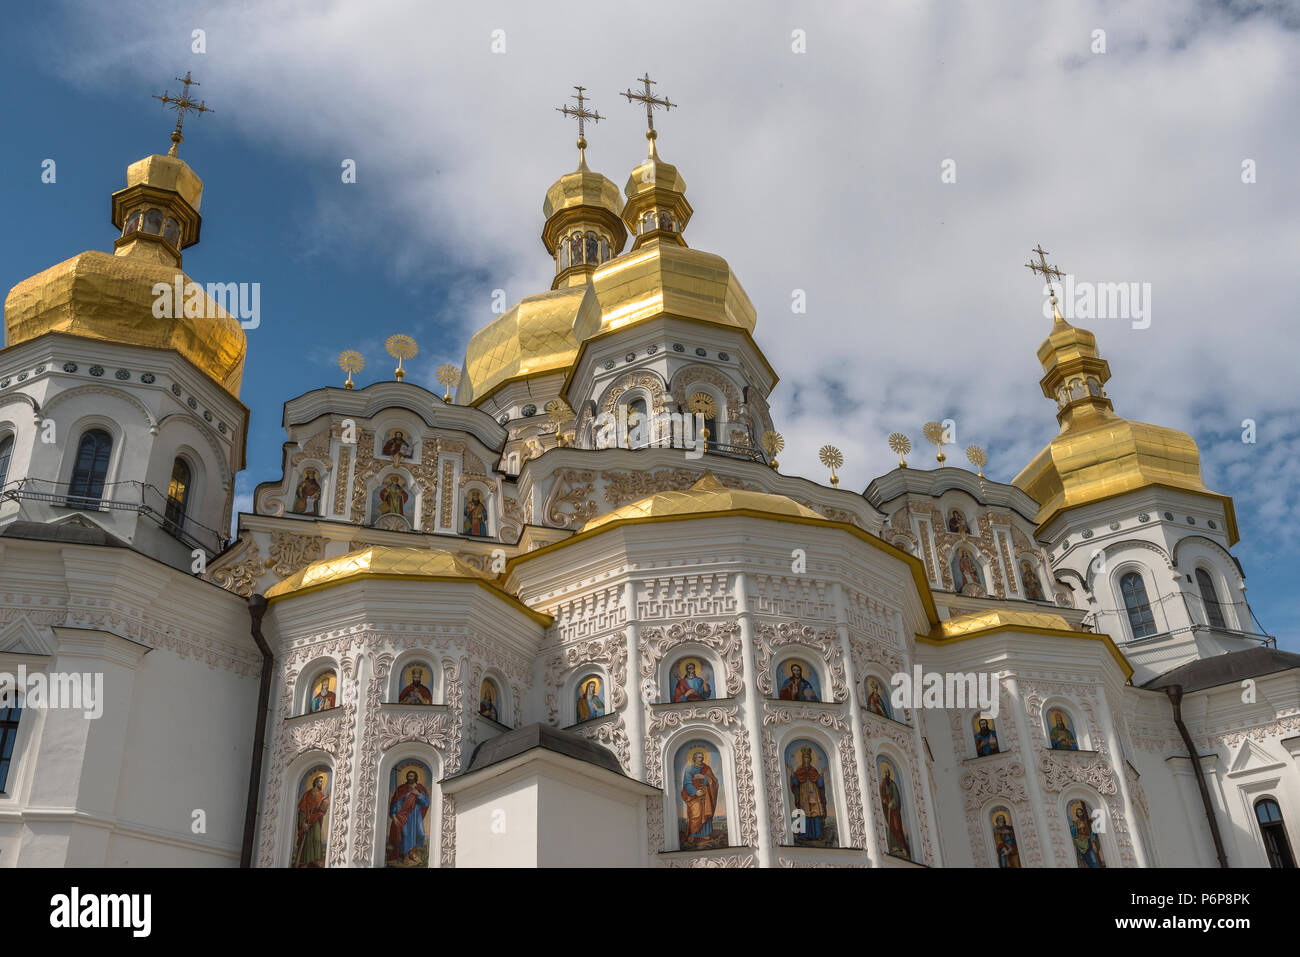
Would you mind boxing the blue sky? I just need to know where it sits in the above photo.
[1,1,1295,648]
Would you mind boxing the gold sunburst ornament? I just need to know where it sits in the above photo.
[337,350,365,390]
[385,334,418,381]
[819,445,844,487]
[436,364,459,403]
[761,430,784,470]
[687,393,717,448]
[966,444,988,477]
[888,432,911,468]
[546,399,576,446]
[923,421,948,466]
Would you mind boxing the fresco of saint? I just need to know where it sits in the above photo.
[382,429,413,461]
[479,680,499,721]
[1021,560,1047,601]
[992,810,1021,868]
[677,742,726,850]
[973,716,1000,756]
[878,756,911,859]
[576,676,604,722]
[1068,800,1105,868]
[398,665,433,705]
[293,468,322,515]
[309,672,336,713]
[386,762,431,867]
[786,741,834,846]
[374,474,410,520]
[292,767,330,868]
[778,661,820,702]
[671,659,714,703]
[463,489,489,536]
[947,508,971,534]
[1047,709,1079,751]
[865,676,893,719]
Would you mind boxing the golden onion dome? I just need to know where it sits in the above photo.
[543,160,623,223]
[3,148,247,396]
[5,250,246,396]
[590,235,756,334]
[1012,309,1236,542]
[266,545,489,599]
[580,471,821,532]
[459,282,602,405]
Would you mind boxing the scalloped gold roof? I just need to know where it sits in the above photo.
[543,165,623,221]
[580,472,820,532]
[266,546,489,598]
[4,250,246,396]
[938,609,1073,638]
[591,236,755,333]
[460,282,602,404]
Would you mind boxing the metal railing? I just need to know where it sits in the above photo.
[1,477,226,555]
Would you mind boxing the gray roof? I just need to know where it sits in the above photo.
[456,722,625,778]
[1142,646,1300,693]
[0,518,129,549]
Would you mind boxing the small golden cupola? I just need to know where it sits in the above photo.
[620,75,692,249]
[1011,247,1236,541]
[541,87,628,290]
[3,74,246,396]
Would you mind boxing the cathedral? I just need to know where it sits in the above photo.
[1,78,1297,869]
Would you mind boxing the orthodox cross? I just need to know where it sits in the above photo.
[154,71,214,156]
[621,73,675,134]
[557,86,603,148]
[1024,244,1065,307]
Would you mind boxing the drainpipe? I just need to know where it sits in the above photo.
[1164,684,1229,868]
[240,594,273,868]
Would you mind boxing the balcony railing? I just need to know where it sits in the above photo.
[1,477,227,555]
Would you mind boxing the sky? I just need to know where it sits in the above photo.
[0,0,1296,646]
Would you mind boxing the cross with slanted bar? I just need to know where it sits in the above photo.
[154,71,214,155]
[1025,244,1065,305]
[557,86,603,148]
[621,73,675,134]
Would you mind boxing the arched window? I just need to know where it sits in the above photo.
[569,233,583,265]
[67,429,112,508]
[144,208,163,234]
[640,210,656,234]
[123,210,142,236]
[558,242,569,270]
[674,739,728,850]
[0,433,13,488]
[1255,798,1296,868]
[624,398,648,449]
[1195,568,1226,629]
[1120,572,1157,639]
[585,231,599,264]
[599,237,610,262]
[163,218,180,247]
[0,702,21,792]
[164,457,190,534]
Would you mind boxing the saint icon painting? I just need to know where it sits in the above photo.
[386,759,432,867]
[292,766,331,868]
[785,739,836,847]
[575,675,604,722]
[674,740,727,850]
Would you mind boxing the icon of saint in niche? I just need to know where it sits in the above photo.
[992,811,1021,868]
[671,660,713,703]
[382,429,413,462]
[463,489,488,536]
[479,680,499,721]
[292,768,330,868]
[309,672,336,713]
[576,676,604,722]
[1020,560,1047,601]
[293,468,322,515]
[124,210,142,235]
[878,757,911,859]
[374,474,409,519]
[398,665,432,705]
[1047,709,1079,751]
[973,716,999,756]
[678,744,724,849]
[948,508,971,534]
[778,661,818,702]
[386,763,431,867]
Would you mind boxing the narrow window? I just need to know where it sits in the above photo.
[164,458,191,533]
[0,434,13,488]
[0,704,20,792]
[1255,798,1296,868]
[1195,568,1226,629]
[1121,572,1158,639]
[68,429,112,508]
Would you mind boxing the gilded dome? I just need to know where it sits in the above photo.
[580,472,821,532]
[4,250,246,396]
[1012,311,1235,541]
[460,282,602,405]
[265,546,489,599]
[543,164,623,222]
[590,236,756,334]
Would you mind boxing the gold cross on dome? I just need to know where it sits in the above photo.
[154,71,214,156]
[557,86,603,148]
[622,73,675,134]
[1025,244,1065,305]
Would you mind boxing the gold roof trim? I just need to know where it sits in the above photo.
[580,471,822,531]
[917,609,1133,679]
[506,480,940,628]
[264,545,551,624]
